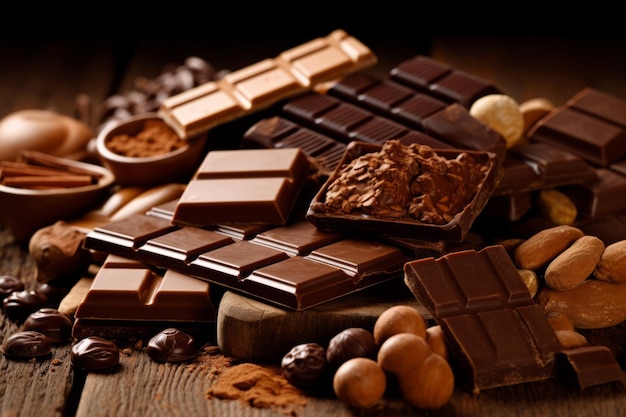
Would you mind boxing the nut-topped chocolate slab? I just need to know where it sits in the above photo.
[306,140,503,242]
[158,29,377,139]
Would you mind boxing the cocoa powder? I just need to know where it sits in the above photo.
[105,119,185,157]
[206,361,307,416]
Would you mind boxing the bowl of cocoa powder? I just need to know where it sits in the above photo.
[95,113,208,187]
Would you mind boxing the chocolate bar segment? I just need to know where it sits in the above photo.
[172,148,310,227]
[73,254,215,341]
[389,55,502,108]
[158,29,377,139]
[83,215,409,310]
[493,142,598,195]
[556,345,623,390]
[403,245,562,393]
[560,168,626,218]
[529,88,626,167]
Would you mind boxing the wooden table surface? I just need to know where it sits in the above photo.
[2,27,626,417]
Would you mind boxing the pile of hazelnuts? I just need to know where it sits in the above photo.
[280,305,455,410]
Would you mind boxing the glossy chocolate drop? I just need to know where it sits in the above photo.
[71,336,120,371]
[2,290,50,321]
[2,330,51,359]
[146,328,198,363]
[23,308,73,344]
[0,275,24,301]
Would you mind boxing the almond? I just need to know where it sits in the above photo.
[513,225,584,270]
[537,280,626,329]
[594,239,626,283]
[544,235,605,290]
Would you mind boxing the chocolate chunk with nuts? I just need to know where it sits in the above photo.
[311,140,489,224]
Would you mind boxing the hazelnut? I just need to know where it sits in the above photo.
[377,333,432,375]
[326,327,377,369]
[400,353,455,410]
[469,94,524,148]
[333,357,386,408]
[425,325,448,360]
[373,305,426,346]
[554,329,589,349]
[545,310,575,332]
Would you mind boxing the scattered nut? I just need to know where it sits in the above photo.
[333,357,386,408]
[513,225,584,270]
[594,239,626,283]
[425,325,448,360]
[469,94,524,148]
[544,235,605,290]
[519,97,554,138]
[545,310,575,332]
[518,269,539,298]
[537,189,578,225]
[373,305,427,346]
[554,329,589,349]
[400,352,455,410]
[377,333,432,375]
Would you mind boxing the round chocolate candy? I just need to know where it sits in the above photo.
[23,308,73,344]
[2,290,50,322]
[2,330,51,359]
[146,328,198,363]
[71,336,120,371]
[0,275,24,301]
[281,343,328,389]
[326,327,378,369]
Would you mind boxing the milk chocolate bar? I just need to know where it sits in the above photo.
[306,141,503,242]
[529,87,626,167]
[172,147,310,227]
[72,254,216,341]
[389,54,502,108]
[158,29,377,139]
[83,214,410,310]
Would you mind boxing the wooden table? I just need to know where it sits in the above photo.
[2,31,626,417]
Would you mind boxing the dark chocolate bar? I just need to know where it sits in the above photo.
[556,346,623,390]
[280,92,451,149]
[403,245,622,393]
[306,141,503,242]
[493,142,598,195]
[82,214,410,310]
[560,168,626,219]
[158,29,377,139]
[327,72,448,130]
[72,254,216,341]
[389,55,502,108]
[172,147,311,227]
[242,116,348,177]
[529,87,626,167]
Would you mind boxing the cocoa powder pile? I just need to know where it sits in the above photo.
[205,361,308,416]
[105,119,186,157]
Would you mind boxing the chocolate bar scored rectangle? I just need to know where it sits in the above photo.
[158,29,377,139]
[83,214,410,310]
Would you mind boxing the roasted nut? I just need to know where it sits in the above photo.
[377,333,432,375]
[281,343,328,389]
[537,189,577,225]
[554,329,589,349]
[538,280,626,329]
[326,327,377,369]
[469,94,524,148]
[333,357,386,408]
[513,225,584,270]
[400,353,455,410]
[545,310,575,332]
[425,325,448,360]
[594,239,626,283]
[544,235,605,290]
[519,97,554,137]
[518,269,539,298]
[373,305,427,346]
